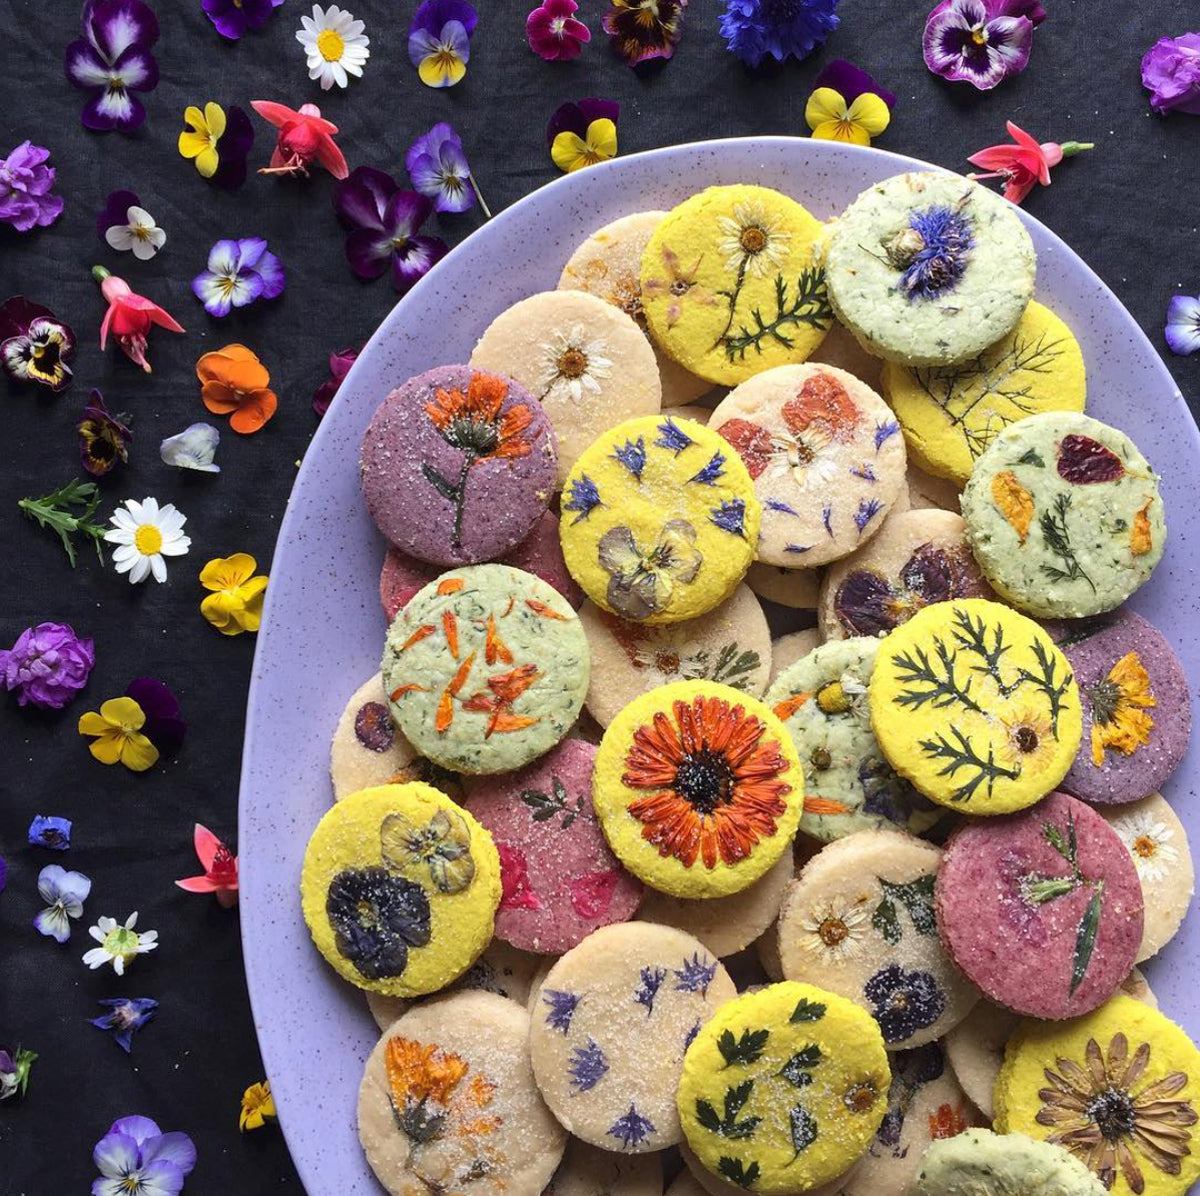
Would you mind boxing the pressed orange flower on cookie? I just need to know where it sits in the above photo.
[196,344,277,433]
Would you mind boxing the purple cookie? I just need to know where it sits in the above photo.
[361,365,557,566]
[464,739,642,954]
[1048,610,1191,805]
[936,791,1144,1020]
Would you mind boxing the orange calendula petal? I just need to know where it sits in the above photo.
[389,683,427,700]
[1130,499,1154,556]
[486,712,539,736]
[443,611,459,659]
[447,652,477,696]
[525,598,569,621]
[436,691,455,733]
[803,795,852,815]
[436,578,464,595]
[773,693,811,720]
[485,615,513,666]
[502,596,515,616]
[992,470,1034,542]
[399,624,436,652]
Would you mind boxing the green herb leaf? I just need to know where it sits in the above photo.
[876,875,937,938]
[1043,821,1072,863]
[695,1099,722,1133]
[717,1158,760,1189]
[717,1027,770,1068]
[789,998,826,1024]
[778,1046,823,1088]
[872,897,901,946]
[1023,875,1078,904]
[1071,887,1104,995]
[721,269,833,361]
[1017,448,1046,467]
[17,477,107,567]
[697,1082,761,1140]
[788,1104,818,1156]
[919,726,1022,803]
[421,464,460,503]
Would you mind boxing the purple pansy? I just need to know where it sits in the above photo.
[408,0,478,87]
[1165,295,1200,356]
[313,347,359,418]
[126,677,187,755]
[1,622,95,710]
[78,391,133,478]
[28,815,72,851]
[92,1116,196,1196]
[208,106,256,191]
[96,189,142,241]
[1142,33,1200,115]
[719,0,840,68]
[0,296,75,392]
[813,58,897,107]
[332,167,448,294]
[192,237,285,317]
[34,864,92,943]
[91,998,158,1053]
[64,0,160,133]
[923,0,1043,90]
[203,0,285,40]
[0,142,64,232]
[405,123,478,214]
[545,98,620,148]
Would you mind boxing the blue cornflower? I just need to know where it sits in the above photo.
[634,965,666,1015]
[608,1103,656,1149]
[765,498,799,516]
[673,952,718,997]
[822,503,834,536]
[710,499,747,538]
[785,543,812,554]
[563,475,602,524]
[568,1038,609,1092]
[654,417,693,455]
[90,997,158,1053]
[687,451,727,486]
[28,815,71,851]
[611,437,646,480]
[719,0,841,68]
[893,206,975,302]
[874,418,901,450]
[854,497,884,533]
[850,463,877,481]
[684,1019,702,1051]
[543,989,580,1034]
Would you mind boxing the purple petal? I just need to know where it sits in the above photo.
[980,15,1033,71]
[110,1115,163,1147]
[383,190,433,240]
[207,239,241,275]
[578,98,620,127]
[81,87,146,132]
[202,0,249,40]
[253,251,286,300]
[96,189,140,238]
[139,1131,197,1176]
[410,0,478,39]
[133,1160,187,1196]
[546,102,587,145]
[1165,295,1200,355]
[86,0,160,59]
[344,228,393,280]
[218,104,254,156]
[64,39,112,88]
[93,1130,141,1178]
[109,45,158,91]
[390,235,447,292]
[986,0,1044,23]
[812,58,896,108]
[234,236,268,272]
[407,27,442,68]
[332,167,397,232]
[34,906,72,943]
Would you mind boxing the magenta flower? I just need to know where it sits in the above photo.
[313,347,359,418]
[527,0,591,60]
[203,0,285,40]
[923,0,1043,90]
[0,296,75,391]
[0,622,95,710]
[64,0,160,133]
[251,100,348,180]
[1141,33,1200,116]
[0,142,64,232]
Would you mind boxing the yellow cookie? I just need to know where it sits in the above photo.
[641,185,832,387]
[678,982,890,1194]
[560,415,762,625]
[869,599,1082,814]
[994,994,1200,1196]
[882,301,1086,486]
[301,783,501,997]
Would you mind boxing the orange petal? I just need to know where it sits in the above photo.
[804,795,852,815]
[398,624,436,652]
[448,652,477,696]
[443,611,459,659]
[223,358,271,392]
[436,690,455,733]
[389,683,427,700]
[773,693,811,720]
[201,381,239,413]
[526,599,568,621]
[485,615,513,666]
[229,391,277,435]
[436,578,464,595]
[487,712,538,736]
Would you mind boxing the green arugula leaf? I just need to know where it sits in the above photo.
[1071,887,1104,995]
[717,1027,769,1067]
[789,998,826,1024]
[717,1158,760,1189]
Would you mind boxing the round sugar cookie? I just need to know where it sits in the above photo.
[593,680,803,898]
[559,415,761,625]
[994,995,1200,1196]
[808,320,884,394]
[1100,793,1194,962]
[559,210,712,409]
[470,290,661,487]
[579,585,771,728]
[769,630,823,684]
[361,366,556,567]
[332,673,417,800]
[778,829,978,1048]
[907,463,962,512]
[358,991,565,1196]
[641,185,832,387]
[746,563,822,611]
[911,1129,1108,1196]
[679,1142,865,1196]
[767,640,944,841]
[545,1136,663,1196]
[465,739,643,953]
[961,412,1166,618]
[818,510,991,641]
[678,982,890,1193]
[301,783,501,997]
[869,599,1082,814]
[936,791,1144,1020]
[824,172,1036,367]
[881,301,1086,486]
[529,921,736,1152]
[710,364,907,567]
[1048,611,1191,806]
[382,565,589,775]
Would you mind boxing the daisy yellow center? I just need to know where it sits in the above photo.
[843,1082,877,1113]
[103,926,139,956]
[740,225,768,254]
[818,917,849,946]
[1132,835,1158,859]
[557,348,588,378]
[134,524,163,555]
[317,28,346,61]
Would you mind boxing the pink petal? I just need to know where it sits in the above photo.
[99,303,114,349]
[193,823,221,870]
[176,874,220,892]
[967,145,1020,169]
[1005,121,1052,181]
[315,133,349,180]
[250,100,296,128]
[147,303,184,333]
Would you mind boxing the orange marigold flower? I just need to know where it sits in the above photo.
[195,343,278,434]
[425,372,534,463]
[782,373,860,443]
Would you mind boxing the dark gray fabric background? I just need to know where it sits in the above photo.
[1,0,1197,1189]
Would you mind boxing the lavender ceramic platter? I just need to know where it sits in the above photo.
[239,138,1199,1194]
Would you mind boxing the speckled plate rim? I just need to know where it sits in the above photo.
[238,136,1199,1194]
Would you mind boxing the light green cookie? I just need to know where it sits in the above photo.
[911,1129,1108,1196]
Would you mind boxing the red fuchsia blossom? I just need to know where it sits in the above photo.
[250,100,348,179]
[527,0,590,60]
[92,267,184,373]
[966,120,1092,205]
[175,824,238,907]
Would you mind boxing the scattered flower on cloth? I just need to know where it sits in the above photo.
[967,120,1092,204]
[29,815,72,850]
[250,100,348,178]
[104,497,191,586]
[17,477,108,567]
[297,4,370,90]
[178,102,255,190]
[90,998,158,1054]
[1142,33,1200,115]
[923,0,1044,90]
[64,0,160,132]
[240,1081,276,1132]
[93,267,184,373]
[91,1116,195,1195]
[78,391,133,478]
[0,854,6,894]
[83,913,158,975]
[547,99,619,173]
[176,824,239,906]
[805,59,894,145]
[204,0,285,40]
[161,423,221,471]
[0,296,74,391]
[0,1048,36,1101]
[196,344,278,433]
[409,0,477,87]
[199,554,268,636]
[1166,295,1200,356]
[527,0,590,60]
[126,677,187,755]
[312,347,358,417]
[406,124,485,215]
[0,141,64,232]
[719,0,839,67]
[0,622,94,709]
[34,864,92,943]
[192,237,285,318]
[97,190,165,259]
[604,0,686,64]
[78,695,160,770]
[332,166,448,292]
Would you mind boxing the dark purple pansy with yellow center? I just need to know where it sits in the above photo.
[77,391,132,478]
[603,0,687,65]
[0,296,75,392]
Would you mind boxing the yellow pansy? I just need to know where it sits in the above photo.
[78,697,160,772]
[240,1080,276,1132]
[804,87,890,147]
[178,102,227,179]
[551,119,618,174]
[199,553,268,636]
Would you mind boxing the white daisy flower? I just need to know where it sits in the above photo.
[1110,809,1179,884]
[82,912,158,976]
[105,497,191,585]
[795,895,872,963]
[296,4,370,91]
[105,204,166,261]
[717,202,791,278]
[537,325,613,404]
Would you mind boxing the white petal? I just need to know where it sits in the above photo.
[140,930,158,945]
[106,225,136,252]
[150,554,167,583]
[113,955,125,976]
[83,948,109,968]
[131,237,158,261]
[124,499,145,523]
[140,497,159,522]
[112,544,139,565]
[127,206,155,229]
[128,556,151,584]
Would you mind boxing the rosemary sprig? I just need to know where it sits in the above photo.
[1039,493,1095,592]
[891,637,985,715]
[18,478,107,567]
[721,270,833,361]
[919,725,1021,802]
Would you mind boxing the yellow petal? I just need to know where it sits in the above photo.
[183,105,207,135]
[812,119,872,146]
[805,87,848,132]
[196,147,220,178]
[418,53,465,87]
[100,696,146,731]
[846,92,891,137]
[121,733,160,773]
[203,102,226,141]
[200,553,257,591]
[552,131,588,173]
[585,118,617,162]
[78,711,110,737]
[89,732,125,765]
[201,592,237,629]
[178,131,208,160]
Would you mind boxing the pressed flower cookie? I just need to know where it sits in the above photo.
[936,791,1144,1020]
[361,365,557,567]
[778,829,979,1048]
[869,599,1082,814]
[382,565,589,775]
[677,981,890,1193]
[301,783,501,998]
[528,921,736,1152]
[592,680,803,898]
[559,210,711,408]
[824,172,1036,367]
[817,510,991,641]
[640,185,832,387]
[470,290,662,486]
[465,739,643,953]
[710,364,907,567]
[994,994,1200,1196]
[769,629,823,684]
[680,1142,867,1196]
[559,416,762,625]
[331,673,417,800]
[746,563,823,611]
[578,584,772,728]
[358,990,566,1196]
[960,412,1166,618]
[881,300,1086,486]
[545,1136,663,1196]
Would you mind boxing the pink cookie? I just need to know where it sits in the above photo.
[936,791,1144,1020]
[465,739,642,953]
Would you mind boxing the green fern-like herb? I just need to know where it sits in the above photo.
[721,270,833,361]
[1016,637,1076,735]
[891,636,985,716]
[1039,493,1096,592]
[919,725,1021,802]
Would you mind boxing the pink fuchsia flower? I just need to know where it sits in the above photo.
[967,120,1093,205]
[176,824,238,908]
[0,622,95,710]
[1141,33,1200,116]
[527,0,591,61]
[0,296,75,391]
[92,267,184,373]
[1165,295,1200,356]
[0,142,64,232]
[923,0,1044,90]
[64,0,160,133]
[313,346,359,417]
[250,100,349,179]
